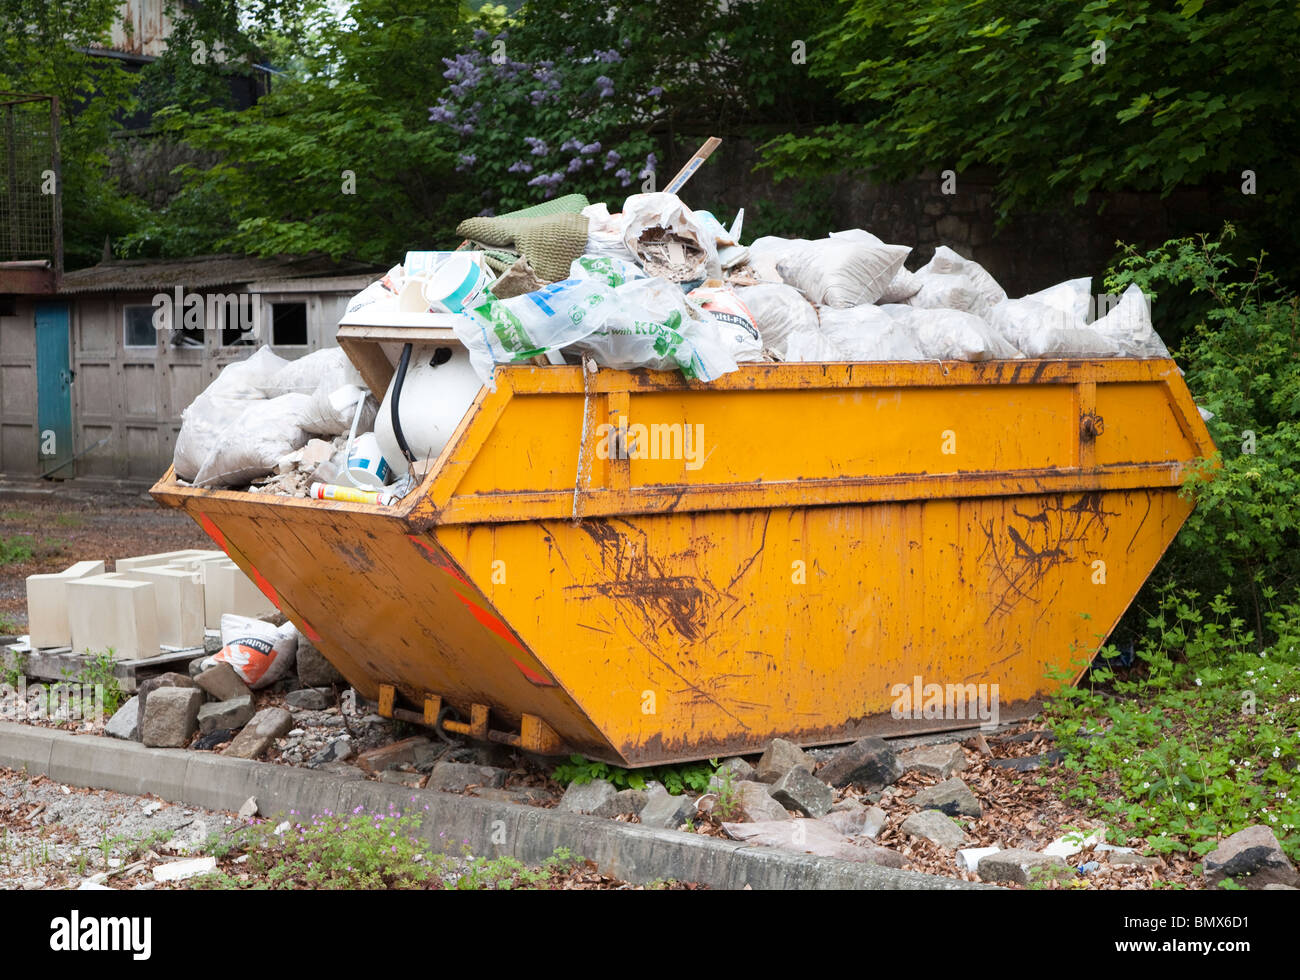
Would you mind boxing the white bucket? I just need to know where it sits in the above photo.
[423,253,493,314]
[345,432,392,489]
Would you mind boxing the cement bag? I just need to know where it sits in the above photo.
[569,254,647,288]
[210,614,298,689]
[262,346,364,397]
[734,283,820,359]
[193,393,313,488]
[776,239,911,308]
[581,203,637,262]
[906,309,1022,361]
[907,271,989,318]
[783,326,842,362]
[1091,284,1168,356]
[172,346,287,482]
[818,305,926,361]
[686,285,764,361]
[374,345,484,480]
[920,246,1007,310]
[621,192,720,282]
[300,383,378,437]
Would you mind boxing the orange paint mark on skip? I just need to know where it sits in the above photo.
[298,617,323,644]
[407,534,471,588]
[248,564,281,610]
[454,592,525,651]
[511,657,556,687]
[198,512,227,552]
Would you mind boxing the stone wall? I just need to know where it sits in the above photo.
[676,136,1241,297]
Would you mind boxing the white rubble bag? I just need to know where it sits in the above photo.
[919,246,1008,310]
[580,202,637,263]
[300,383,379,437]
[1090,284,1169,357]
[817,305,926,360]
[734,283,821,359]
[193,393,314,488]
[907,271,990,318]
[989,277,1113,357]
[686,284,765,362]
[620,192,721,282]
[374,345,484,480]
[205,614,299,689]
[903,308,1023,361]
[261,346,365,397]
[744,236,807,282]
[776,238,912,308]
[172,346,287,482]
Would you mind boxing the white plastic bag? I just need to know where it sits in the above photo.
[920,246,1007,310]
[783,326,843,362]
[744,236,807,283]
[878,266,922,303]
[193,393,313,488]
[620,192,721,282]
[734,283,820,359]
[907,271,989,318]
[1091,284,1169,357]
[776,238,911,308]
[686,285,764,362]
[300,383,378,437]
[905,309,1022,361]
[173,347,288,482]
[209,614,298,689]
[818,305,926,360]
[580,203,637,262]
[262,347,364,397]
[568,254,647,288]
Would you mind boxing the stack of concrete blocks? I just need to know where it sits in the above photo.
[24,548,277,662]
[66,573,159,661]
[23,560,106,649]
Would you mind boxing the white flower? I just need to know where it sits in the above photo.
[1143,781,1151,789]
[1187,802,1196,811]
[1195,678,1203,687]
[1274,747,1283,758]
[1269,814,1278,823]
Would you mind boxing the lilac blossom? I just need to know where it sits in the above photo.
[594,48,622,63]
[567,157,584,173]
[561,138,581,152]
[580,141,601,155]
[507,160,533,174]
[524,136,549,156]
[615,167,632,187]
[604,149,621,171]
[428,104,455,124]
[594,75,615,98]
[456,153,477,171]
[647,86,664,97]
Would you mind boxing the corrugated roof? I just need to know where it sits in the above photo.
[58,253,380,295]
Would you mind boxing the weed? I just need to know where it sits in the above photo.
[551,754,715,795]
[0,534,34,565]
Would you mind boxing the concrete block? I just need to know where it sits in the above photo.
[115,566,205,649]
[66,575,160,661]
[202,560,276,628]
[115,550,222,573]
[25,560,106,649]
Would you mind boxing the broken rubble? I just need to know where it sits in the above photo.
[592,788,649,818]
[957,846,1001,873]
[768,766,833,818]
[730,781,792,822]
[639,787,696,829]
[1202,825,1300,890]
[308,738,354,766]
[285,687,332,711]
[197,695,255,735]
[723,819,907,868]
[977,848,1070,886]
[557,778,618,814]
[821,800,887,839]
[427,761,508,794]
[222,707,293,760]
[900,809,968,850]
[356,735,433,773]
[104,696,139,741]
[898,742,967,779]
[136,672,198,735]
[755,738,815,783]
[296,633,344,687]
[912,777,982,817]
[140,687,203,748]
[816,736,902,789]
[195,662,252,702]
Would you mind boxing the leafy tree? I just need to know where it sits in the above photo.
[763,0,1300,281]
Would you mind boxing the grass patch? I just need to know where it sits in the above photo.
[1046,586,1300,864]
[0,535,34,565]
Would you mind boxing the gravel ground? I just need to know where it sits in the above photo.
[0,486,210,631]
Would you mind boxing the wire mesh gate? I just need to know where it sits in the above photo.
[0,93,62,276]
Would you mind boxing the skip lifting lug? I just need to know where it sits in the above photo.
[1081,412,1105,439]
[376,683,565,755]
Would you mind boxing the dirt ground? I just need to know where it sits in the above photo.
[0,485,211,633]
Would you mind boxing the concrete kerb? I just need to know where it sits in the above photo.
[0,723,993,890]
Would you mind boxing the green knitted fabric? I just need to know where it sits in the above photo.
[457,194,591,282]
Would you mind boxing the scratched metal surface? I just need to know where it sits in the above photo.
[154,358,1216,767]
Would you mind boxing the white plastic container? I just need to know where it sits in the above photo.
[374,345,484,479]
[345,431,393,489]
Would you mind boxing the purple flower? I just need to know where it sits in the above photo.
[615,167,632,187]
[567,157,584,173]
[604,149,621,171]
[594,75,615,98]
[594,48,622,63]
[473,28,489,41]
[561,138,581,152]
[580,141,601,155]
[647,86,663,97]
[428,104,455,124]
[524,136,548,156]
[529,90,546,106]
[456,153,477,171]
[507,160,533,174]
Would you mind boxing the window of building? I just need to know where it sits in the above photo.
[123,305,157,349]
[271,302,308,346]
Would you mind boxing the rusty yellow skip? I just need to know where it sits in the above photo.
[152,357,1216,767]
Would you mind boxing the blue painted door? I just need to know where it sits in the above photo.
[35,303,74,477]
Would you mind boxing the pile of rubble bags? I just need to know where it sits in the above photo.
[169,190,1170,502]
